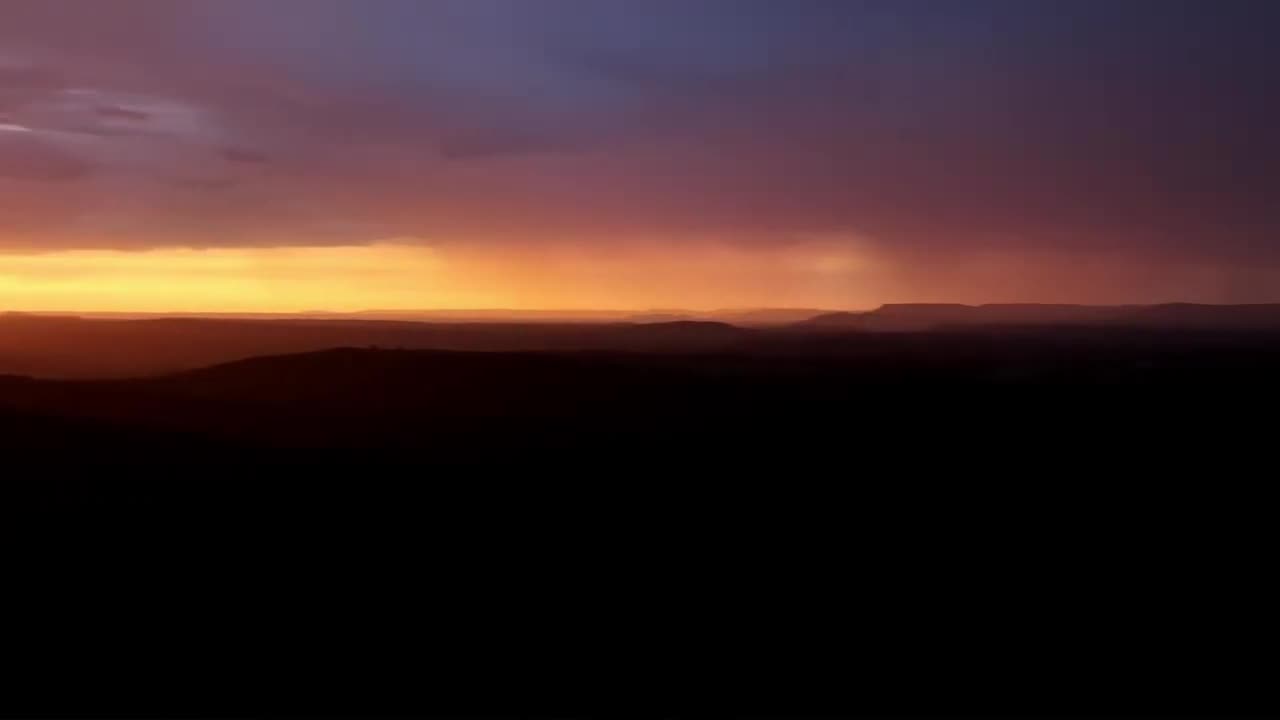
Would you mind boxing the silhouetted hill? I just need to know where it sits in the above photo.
[802,310,868,326]
[801,304,984,330]
[5,331,1279,444]
[708,307,836,325]
[12,309,1280,379]
[2,331,1277,516]
[798,302,1280,331]
[0,315,752,378]
[626,313,693,323]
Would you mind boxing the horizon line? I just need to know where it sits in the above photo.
[7,301,1280,318]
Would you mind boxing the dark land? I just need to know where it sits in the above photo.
[6,304,1272,714]
[3,302,1278,511]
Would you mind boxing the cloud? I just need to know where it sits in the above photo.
[222,148,268,164]
[95,105,150,121]
[0,0,1274,280]
[0,134,91,181]
[436,131,583,160]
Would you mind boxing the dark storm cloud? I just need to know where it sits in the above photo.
[0,0,1278,260]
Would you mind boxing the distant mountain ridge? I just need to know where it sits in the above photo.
[3,307,837,325]
[800,303,1280,331]
[0,315,752,378]
[8,304,1280,379]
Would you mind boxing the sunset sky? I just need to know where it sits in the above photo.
[2,0,1279,311]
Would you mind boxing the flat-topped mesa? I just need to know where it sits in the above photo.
[872,303,975,322]
[800,304,977,331]
[798,303,1280,331]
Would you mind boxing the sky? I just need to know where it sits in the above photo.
[2,0,1279,311]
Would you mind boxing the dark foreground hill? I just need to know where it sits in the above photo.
[6,335,1272,713]
[3,327,1278,511]
[13,305,1280,378]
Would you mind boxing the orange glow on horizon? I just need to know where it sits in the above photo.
[0,241,885,313]
[0,240,1263,313]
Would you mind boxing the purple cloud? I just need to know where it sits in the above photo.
[0,0,1275,280]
